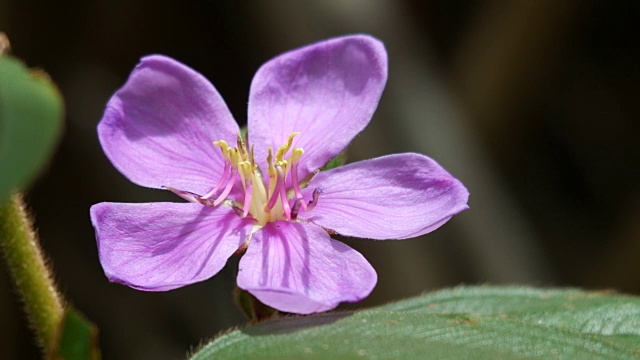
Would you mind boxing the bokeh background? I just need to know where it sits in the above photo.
[2,0,639,358]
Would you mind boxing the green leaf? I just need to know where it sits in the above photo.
[191,286,640,360]
[52,308,100,360]
[320,151,346,172]
[0,55,63,202]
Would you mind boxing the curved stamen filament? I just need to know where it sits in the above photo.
[203,139,237,200]
[306,188,321,211]
[265,164,285,211]
[163,186,201,203]
[290,148,306,210]
[202,160,230,200]
[266,147,276,199]
[211,145,243,206]
[213,168,237,206]
[277,165,292,219]
[291,188,321,220]
[291,199,302,221]
[241,179,252,217]
[239,161,254,217]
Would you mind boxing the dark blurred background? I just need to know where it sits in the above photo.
[2,0,639,358]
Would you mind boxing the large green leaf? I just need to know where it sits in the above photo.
[191,286,640,359]
[0,55,63,202]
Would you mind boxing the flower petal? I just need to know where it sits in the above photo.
[237,221,376,314]
[299,153,469,240]
[248,35,387,179]
[90,202,254,291]
[98,55,239,195]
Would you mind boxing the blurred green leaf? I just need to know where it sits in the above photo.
[52,308,100,360]
[191,286,640,360]
[320,151,346,172]
[0,55,63,202]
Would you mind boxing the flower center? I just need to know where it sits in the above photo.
[167,132,318,226]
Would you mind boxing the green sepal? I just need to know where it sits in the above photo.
[51,308,100,360]
[233,286,279,324]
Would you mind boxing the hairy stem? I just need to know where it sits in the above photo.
[0,193,64,351]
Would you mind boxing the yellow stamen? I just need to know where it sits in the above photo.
[249,145,256,169]
[238,161,253,190]
[228,147,241,168]
[276,159,288,175]
[206,132,310,227]
[236,133,248,160]
[275,132,300,163]
[290,148,304,165]
[213,140,230,160]
[267,146,276,176]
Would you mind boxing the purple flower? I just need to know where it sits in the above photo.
[90,35,469,314]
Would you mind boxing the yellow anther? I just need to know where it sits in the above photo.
[267,146,276,176]
[213,140,230,160]
[236,133,248,160]
[290,148,304,165]
[275,132,301,163]
[228,148,241,168]
[249,145,256,168]
[276,159,289,174]
[239,161,253,180]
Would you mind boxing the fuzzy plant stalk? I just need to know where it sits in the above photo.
[0,193,64,351]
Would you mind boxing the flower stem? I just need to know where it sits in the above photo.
[0,193,64,351]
